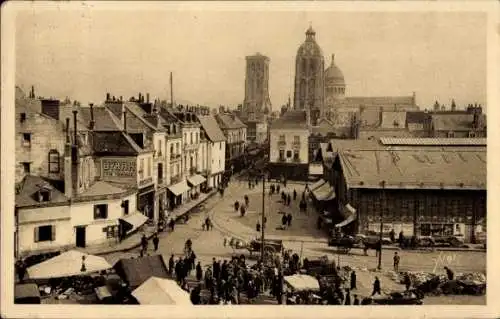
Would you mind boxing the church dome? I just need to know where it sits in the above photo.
[325,54,345,86]
[296,26,323,57]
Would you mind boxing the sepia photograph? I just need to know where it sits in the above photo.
[1,1,499,318]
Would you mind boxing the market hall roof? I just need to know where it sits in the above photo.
[197,115,227,142]
[270,110,308,130]
[337,147,486,190]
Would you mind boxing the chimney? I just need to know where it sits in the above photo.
[123,110,127,133]
[30,85,35,99]
[73,110,78,146]
[106,93,111,101]
[146,93,150,104]
[89,103,95,130]
[64,118,73,198]
[120,96,123,102]
[138,93,142,103]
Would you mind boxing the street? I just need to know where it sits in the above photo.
[103,179,486,304]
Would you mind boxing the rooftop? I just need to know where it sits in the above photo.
[270,110,308,130]
[379,137,487,146]
[15,175,68,208]
[338,147,486,190]
[216,113,247,130]
[93,131,144,156]
[197,115,226,142]
[431,113,483,131]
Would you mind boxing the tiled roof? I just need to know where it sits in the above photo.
[270,110,308,130]
[431,113,475,131]
[406,111,431,124]
[338,148,486,190]
[312,118,336,135]
[379,137,487,146]
[158,108,181,124]
[124,103,165,132]
[93,132,143,155]
[197,115,226,142]
[77,181,127,198]
[59,105,90,130]
[79,107,123,131]
[15,175,68,207]
[329,139,384,152]
[216,113,247,129]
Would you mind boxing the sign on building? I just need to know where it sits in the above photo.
[102,158,136,177]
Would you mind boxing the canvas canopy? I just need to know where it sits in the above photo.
[132,276,192,305]
[26,250,112,279]
[336,204,357,228]
[113,255,169,289]
[119,212,148,236]
[284,274,320,292]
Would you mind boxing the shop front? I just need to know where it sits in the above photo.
[167,179,191,210]
[137,185,155,220]
[187,174,206,199]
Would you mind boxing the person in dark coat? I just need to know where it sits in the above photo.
[152,233,160,251]
[398,231,404,247]
[389,229,396,243]
[140,234,148,254]
[287,213,292,227]
[444,266,454,280]
[169,218,175,231]
[15,259,26,283]
[287,194,291,206]
[404,273,412,291]
[175,258,183,283]
[353,294,360,305]
[344,289,351,305]
[350,271,357,290]
[281,214,288,228]
[293,189,297,200]
[196,262,203,281]
[168,254,175,276]
[277,184,280,193]
[221,260,229,281]
[393,252,400,272]
[212,258,219,280]
[205,267,213,290]
[244,195,249,207]
[256,222,261,232]
[372,276,381,296]
[190,284,202,304]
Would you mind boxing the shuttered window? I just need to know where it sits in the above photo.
[34,225,55,242]
[48,150,60,173]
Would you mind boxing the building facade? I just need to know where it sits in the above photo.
[197,114,227,189]
[215,110,247,173]
[243,53,272,118]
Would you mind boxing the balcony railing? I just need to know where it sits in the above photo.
[292,141,301,147]
[277,141,286,146]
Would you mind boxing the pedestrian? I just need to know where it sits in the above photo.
[398,230,404,247]
[244,195,249,207]
[344,288,351,305]
[248,180,251,189]
[404,273,412,291]
[202,222,206,231]
[256,222,261,232]
[190,284,202,305]
[372,276,381,296]
[444,266,454,280]
[234,201,240,212]
[281,214,287,229]
[283,179,287,188]
[169,218,175,231]
[353,294,360,305]
[168,254,175,276]
[152,232,160,251]
[389,229,396,243]
[140,234,148,256]
[287,213,292,227]
[350,271,357,290]
[196,262,203,281]
[277,184,280,193]
[393,252,400,272]
[375,240,382,257]
[293,189,297,201]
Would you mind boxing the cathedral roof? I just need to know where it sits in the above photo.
[297,27,323,57]
[325,54,345,86]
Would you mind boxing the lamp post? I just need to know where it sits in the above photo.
[260,171,266,263]
[378,180,386,271]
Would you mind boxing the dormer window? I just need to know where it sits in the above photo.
[37,189,51,202]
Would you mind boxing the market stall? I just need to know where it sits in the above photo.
[284,274,320,292]
[131,276,192,305]
[26,250,112,280]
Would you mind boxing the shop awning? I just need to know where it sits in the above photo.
[309,163,324,176]
[132,276,192,305]
[309,179,326,192]
[312,182,335,201]
[335,204,357,228]
[27,250,112,279]
[119,212,149,235]
[168,179,190,196]
[187,174,206,187]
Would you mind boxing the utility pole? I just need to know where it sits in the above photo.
[260,172,266,262]
[378,181,385,270]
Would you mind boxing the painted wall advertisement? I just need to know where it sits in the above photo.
[102,158,136,178]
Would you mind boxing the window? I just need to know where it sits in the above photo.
[286,150,292,158]
[184,133,187,143]
[279,135,285,141]
[158,141,162,157]
[122,200,129,215]
[447,131,455,138]
[293,151,299,160]
[34,225,54,242]
[48,150,60,173]
[294,136,300,143]
[220,142,222,150]
[190,132,193,144]
[170,144,174,157]
[147,158,151,177]
[37,190,51,202]
[279,150,285,160]
[22,162,31,174]
[20,113,26,123]
[139,159,144,179]
[176,143,179,154]
[94,204,108,219]
[102,225,118,239]
[22,133,31,147]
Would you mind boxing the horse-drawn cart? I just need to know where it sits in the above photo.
[228,237,284,264]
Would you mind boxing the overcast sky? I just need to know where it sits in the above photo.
[16,6,487,111]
